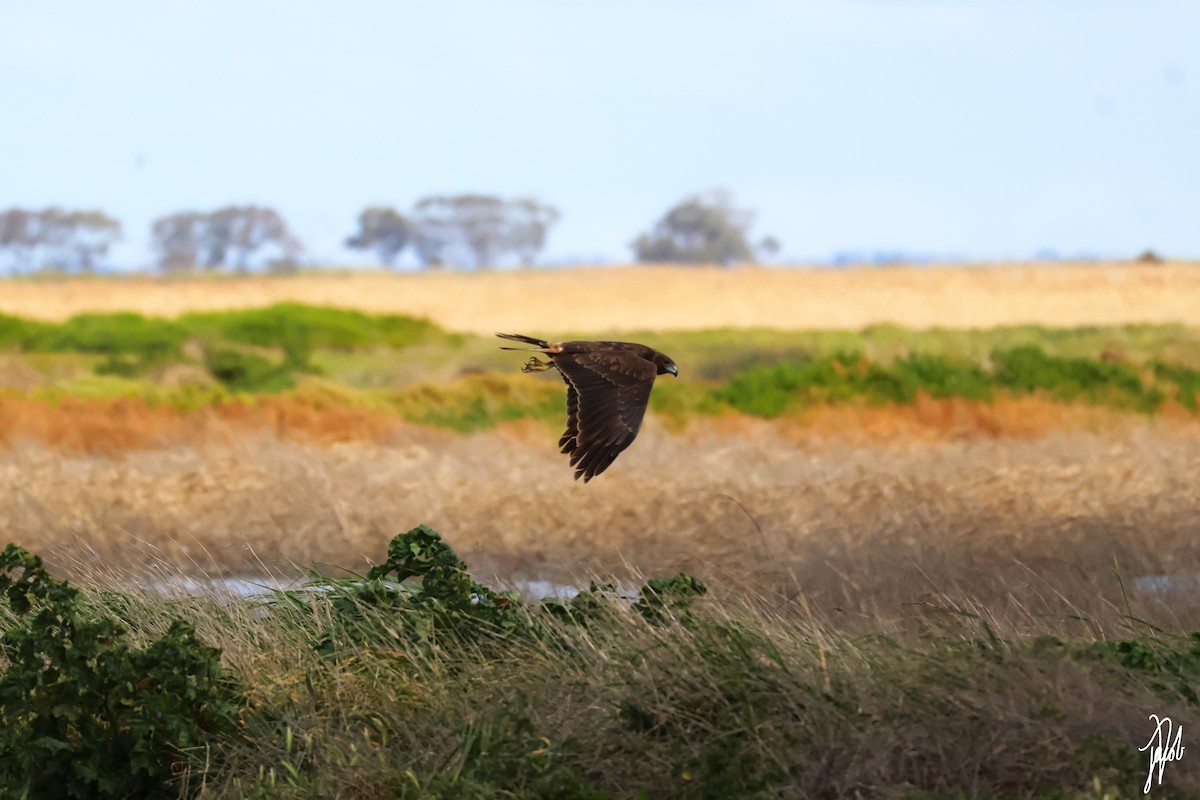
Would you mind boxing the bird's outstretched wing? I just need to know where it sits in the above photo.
[553,350,658,482]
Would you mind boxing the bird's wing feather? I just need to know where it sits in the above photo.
[558,373,579,455]
[553,350,657,482]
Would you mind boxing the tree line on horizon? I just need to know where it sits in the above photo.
[0,190,777,275]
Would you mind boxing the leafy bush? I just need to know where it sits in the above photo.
[715,345,1200,418]
[990,345,1159,411]
[27,312,188,360]
[0,313,53,350]
[1151,359,1200,411]
[714,351,995,417]
[891,352,993,401]
[0,305,451,384]
[633,573,708,623]
[179,303,444,353]
[712,355,855,417]
[0,544,242,799]
[272,525,535,656]
[1083,633,1200,704]
[203,347,296,393]
[1,312,186,375]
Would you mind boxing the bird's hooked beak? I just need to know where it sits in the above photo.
[666,363,678,378]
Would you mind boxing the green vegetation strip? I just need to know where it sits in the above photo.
[2,528,1197,798]
[2,305,1200,426]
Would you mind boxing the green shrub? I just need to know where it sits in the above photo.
[28,312,188,360]
[1082,633,1200,705]
[270,525,537,658]
[633,573,708,623]
[1151,360,1200,411]
[714,352,995,417]
[179,303,443,353]
[991,345,1161,412]
[0,313,53,350]
[4,312,187,376]
[203,347,296,393]
[891,352,993,401]
[713,355,855,417]
[715,346,1200,418]
[0,544,242,799]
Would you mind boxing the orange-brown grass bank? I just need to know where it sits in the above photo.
[1,391,1191,456]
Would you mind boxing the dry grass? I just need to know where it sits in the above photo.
[3,262,1200,332]
[6,408,1199,638]
[0,394,401,455]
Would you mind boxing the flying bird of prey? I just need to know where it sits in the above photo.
[497,333,678,482]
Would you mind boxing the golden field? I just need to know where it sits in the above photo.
[3,261,1199,332]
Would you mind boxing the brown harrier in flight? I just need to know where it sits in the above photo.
[497,333,678,482]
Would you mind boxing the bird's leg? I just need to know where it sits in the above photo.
[521,356,553,373]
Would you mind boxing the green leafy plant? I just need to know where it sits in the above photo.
[633,573,708,623]
[179,303,446,352]
[4,312,187,376]
[1083,633,1200,705]
[0,544,242,799]
[0,312,53,350]
[990,345,1160,412]
[1151,359,1200,411]
[713,351,995,416]
[203,346,297,393]
[276,525,534,656]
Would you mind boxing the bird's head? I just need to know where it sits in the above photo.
[655,353,679,378]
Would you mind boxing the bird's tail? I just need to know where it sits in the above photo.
[496,332,551,350]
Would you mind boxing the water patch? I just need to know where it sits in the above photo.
[145,575,598,602]
[1134,574,1200,605]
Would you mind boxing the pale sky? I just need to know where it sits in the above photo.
[1,0,1196,268]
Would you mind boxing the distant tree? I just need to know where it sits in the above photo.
[0,208,38,272]
[757,235,782,261]
[507,198,560,265]
[204,205,301,273]
[409,194,560,269]
[0,207,121,273]
[632,190,760,266]
[151,206,302,273]
[411,195,504,269]
[151,211,205,272]
[345,206,413,268]
[53,210,122,272]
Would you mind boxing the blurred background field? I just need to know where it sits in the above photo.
[2,268,1199,601]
